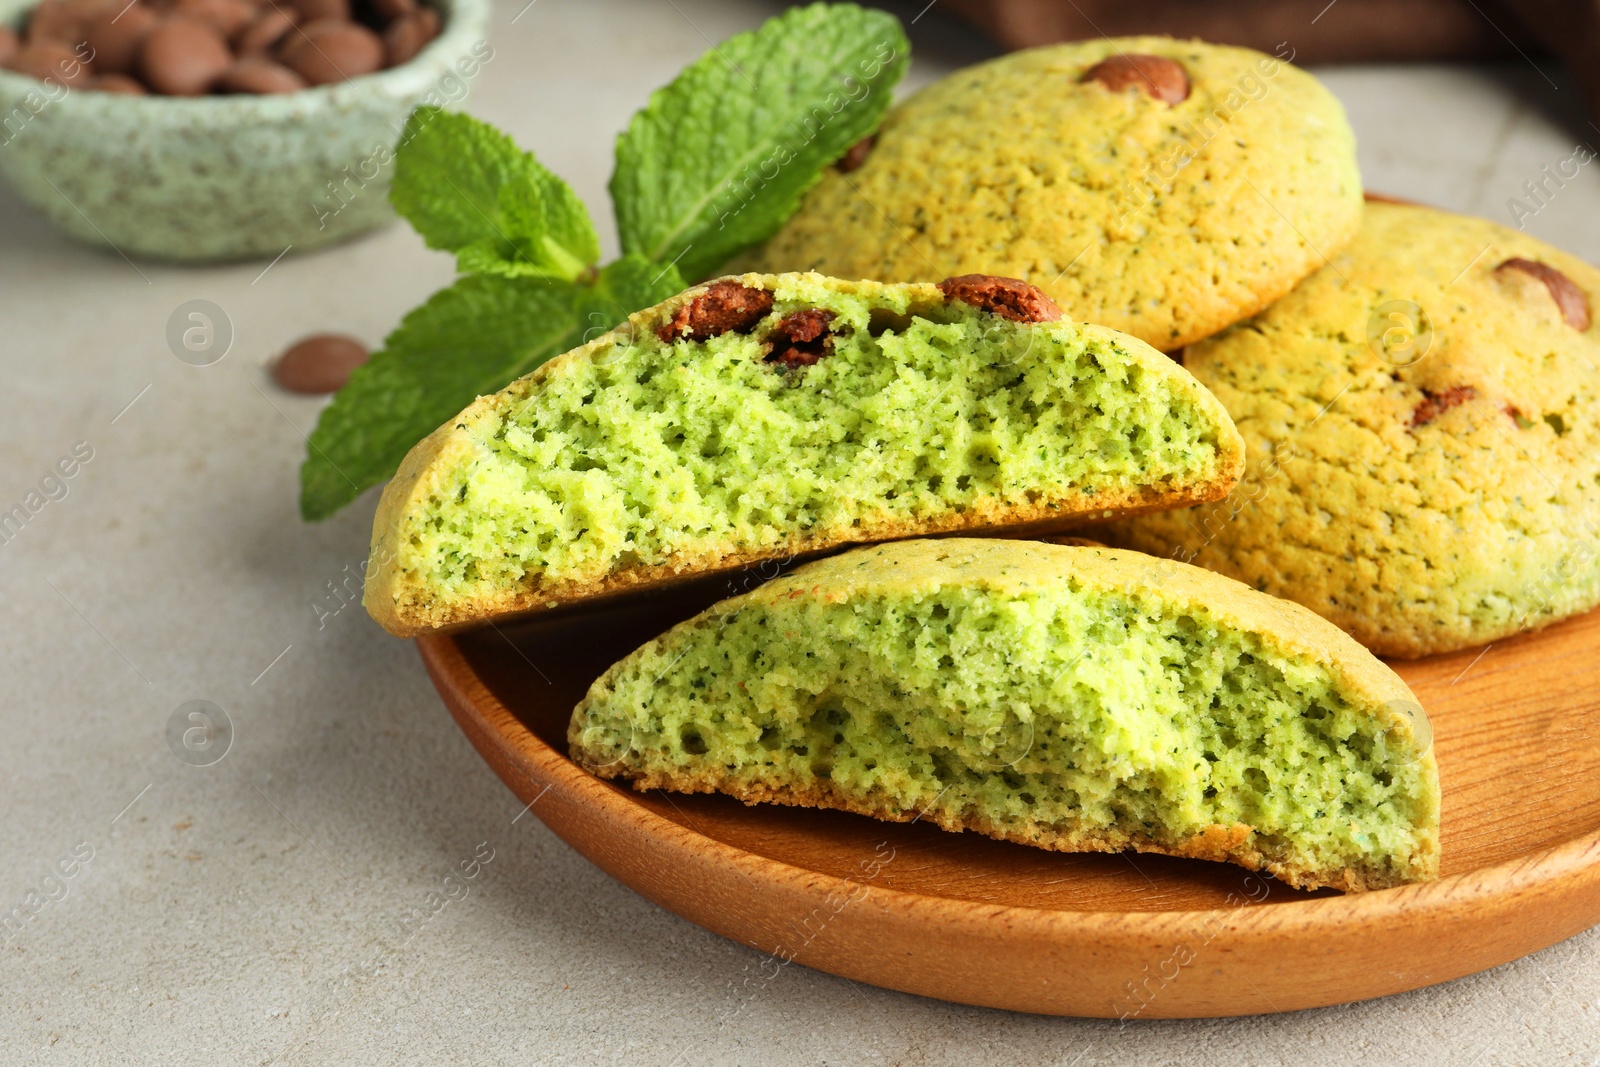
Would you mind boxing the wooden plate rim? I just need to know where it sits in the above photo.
[418,631,1600,942]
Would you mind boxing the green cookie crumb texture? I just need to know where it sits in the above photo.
[742,36,1362,352]
[1110,202,1600,659]
[364,272,1243,636]
[569,538,1440,893]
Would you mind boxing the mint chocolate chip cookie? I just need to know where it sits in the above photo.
[363,272,1243,636]
[742,37,1362,351]
[1111,202,1600,658]
[570,538,1440,893]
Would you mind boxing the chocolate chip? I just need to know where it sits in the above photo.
[1495,257,1591,332]
[24,0,103,46]
[937,274,1063,323]
[372,0,418,19]
[1410,385,1476,428]
[764,309,836,367]
[273,333,369,394]
[838,135,874,173]
[382,5,436,67]
[139,17,232,95]
[93,71,147,92]
[174,0,256,40]
[4,39,94,86]
[280,17,383,84]
[657,281,775,343]
[291,0,350,22]
[235,7,298,54]
[217,55,307,93]
[81,4,158,75]
[1081,53,1190,105]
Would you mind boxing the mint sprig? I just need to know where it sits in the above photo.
[390,108,600,280]
[612,4,908,281]
[300,2,908,521]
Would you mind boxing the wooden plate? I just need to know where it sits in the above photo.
[419,587,1600,1018]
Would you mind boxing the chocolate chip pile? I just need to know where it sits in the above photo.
[0,0,441,96]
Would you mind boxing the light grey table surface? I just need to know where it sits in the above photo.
[3,2,1599,1064]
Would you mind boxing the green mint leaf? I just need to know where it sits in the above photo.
[391,108,600,280]
[610,2,908,281]
[389,108,521,251]
[300,275,585,521]
[458,165,601,279]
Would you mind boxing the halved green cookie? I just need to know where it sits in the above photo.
[570,538,1441,892]
[364,272,1243,636]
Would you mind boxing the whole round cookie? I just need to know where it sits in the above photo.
[1110,202,1600,658]
[743,36,1362,351]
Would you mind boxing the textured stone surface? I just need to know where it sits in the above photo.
[1,2,1599,1064]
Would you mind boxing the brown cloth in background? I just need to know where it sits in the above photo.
[945,0,1600,127]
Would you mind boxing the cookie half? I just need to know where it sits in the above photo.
[570,538,1441,893]
[1111,202,1600,658]
[364,272,1244,636]
[743,36,1362,351]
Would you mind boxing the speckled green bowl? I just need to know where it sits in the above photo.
[0,0,490,261]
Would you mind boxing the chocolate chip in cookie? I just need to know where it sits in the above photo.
[657,281,775,343]
[938,275,1063,323]
[1080,54,1190,105]
[1410,385,1475,428]
[764,309,836,367]
[838,135,875,173]
[1495,258,1591,332]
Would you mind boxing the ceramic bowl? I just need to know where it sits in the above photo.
[0,0,491,261]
